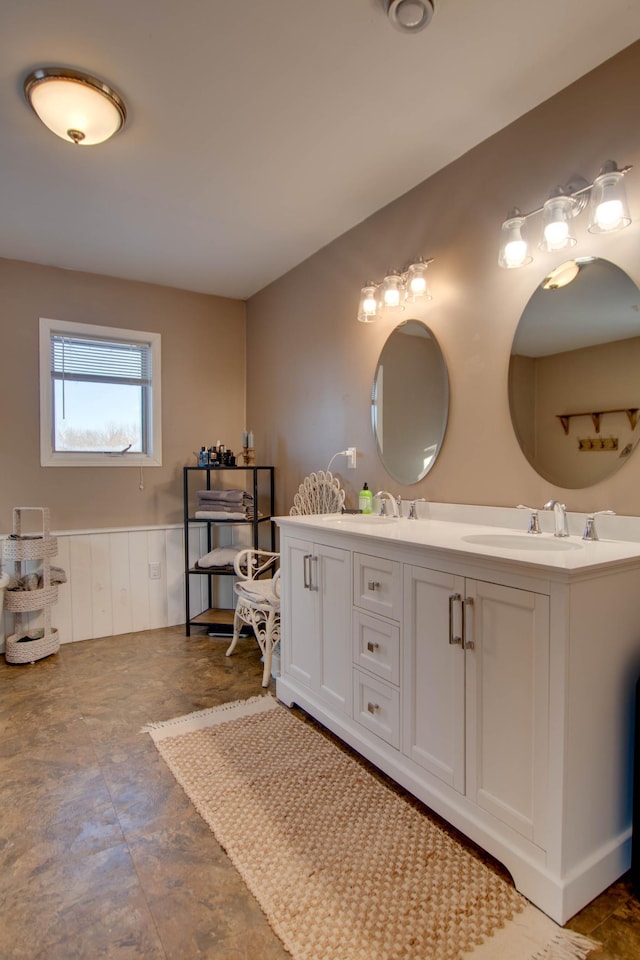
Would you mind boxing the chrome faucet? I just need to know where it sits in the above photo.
[544,499,569,537]
[375,491,400,517]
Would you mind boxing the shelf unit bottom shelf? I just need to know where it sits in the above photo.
[188,608,253,638]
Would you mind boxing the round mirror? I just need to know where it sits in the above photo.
[509,258,640,488]
[372,319,449,485]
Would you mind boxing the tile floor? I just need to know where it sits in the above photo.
[1,626,639,959]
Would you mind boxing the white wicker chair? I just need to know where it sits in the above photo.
[289,470,346,516]
[227,472,344,686]
[226,548,280,687]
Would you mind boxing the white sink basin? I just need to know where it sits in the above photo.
[462,533,582,552]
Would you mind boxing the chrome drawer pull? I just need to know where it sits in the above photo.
[448,592,462,645]
[367,579,381,591]
[366,641,380,653]
[367,702,380,714]
[463,596,475,650]
[303,553,312,589]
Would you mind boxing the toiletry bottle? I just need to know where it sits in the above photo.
[359,482,373,514]
[198,446,208,467]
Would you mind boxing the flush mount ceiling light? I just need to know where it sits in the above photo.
[24,67,127,145]
[498,161,632,269]
[357,258,433,322]
[540,260,581,291]
[385,0,434,34]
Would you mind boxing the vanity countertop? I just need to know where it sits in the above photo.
[275,511,640,575]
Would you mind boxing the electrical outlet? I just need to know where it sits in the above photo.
[149,561,161,580]
[346,447,357,469]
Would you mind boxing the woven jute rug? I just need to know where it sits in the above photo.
[144,696,597,960]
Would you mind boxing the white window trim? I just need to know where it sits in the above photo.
[39,317,162,467]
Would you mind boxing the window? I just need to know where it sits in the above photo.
[40,318,162,467]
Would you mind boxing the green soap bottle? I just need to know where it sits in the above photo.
[359,482,373,514]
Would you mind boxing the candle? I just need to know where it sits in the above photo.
[248,431,254,448]
[242,429,248,447]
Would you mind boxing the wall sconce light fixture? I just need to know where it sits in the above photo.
[498,160,632,269]
[24,67,127,145]
[357,258,433,322]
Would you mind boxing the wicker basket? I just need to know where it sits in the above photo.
[4,584,59,612]
[2,507,61,664]
[4,628,60,665]
[2,537,58,562]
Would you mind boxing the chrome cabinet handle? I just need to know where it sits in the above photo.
[303,553,312,589]
[448,593,462,645]
[366,641,380,653]
[463,596,474,650]
[367,702,380,714]
[367,579,381,591]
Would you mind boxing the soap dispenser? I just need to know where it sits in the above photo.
[359,482,373,514]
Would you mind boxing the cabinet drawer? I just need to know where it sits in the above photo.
[353,669,400,749]
[353,553,402,620]
[352,610,400,685]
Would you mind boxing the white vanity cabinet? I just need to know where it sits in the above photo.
[276,513,640,924]
[282,535,351,715]
[404,565,549,847]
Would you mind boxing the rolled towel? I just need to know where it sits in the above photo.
[197,547,243,568]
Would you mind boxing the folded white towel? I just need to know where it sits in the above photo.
[194,511,247,520]
[197,488,244,503]
[197,547,243,568]
[236,578,279,604]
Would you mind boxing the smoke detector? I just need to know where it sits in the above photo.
[385,0,434,33]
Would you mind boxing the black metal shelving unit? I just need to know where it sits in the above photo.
[183,464,275,636]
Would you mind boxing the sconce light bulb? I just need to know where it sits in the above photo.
[498,213,532,268]
[404,259,432,302]
[540,195,577,252]
[543,219,569,249]
[503,239,528,268]
[589,167,631,234]
[357,283,379,322]
[380,272,405,311]
[593,198,623,231]
[363,294,377,313]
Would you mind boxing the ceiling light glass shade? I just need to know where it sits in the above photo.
[380,272,405,311]
[24,68,127,145]
[498,213,532,268]
[404,259,432,302]
[357,283,380,323]
[539,195,577,252]
[588,167,631,234]
[386,0,434,33]
[541,259,580,290]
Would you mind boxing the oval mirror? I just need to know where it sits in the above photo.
[372,319,449,485]
[508,257,640,488]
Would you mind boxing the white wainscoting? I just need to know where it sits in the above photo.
[0,522,244,649]
[57,525,187,642]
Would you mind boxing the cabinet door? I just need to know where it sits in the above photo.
[281,537,351,715]
[282,536,317,688]
[403,565,466,793]
[465,579,549,847]
[315,543,351,714]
